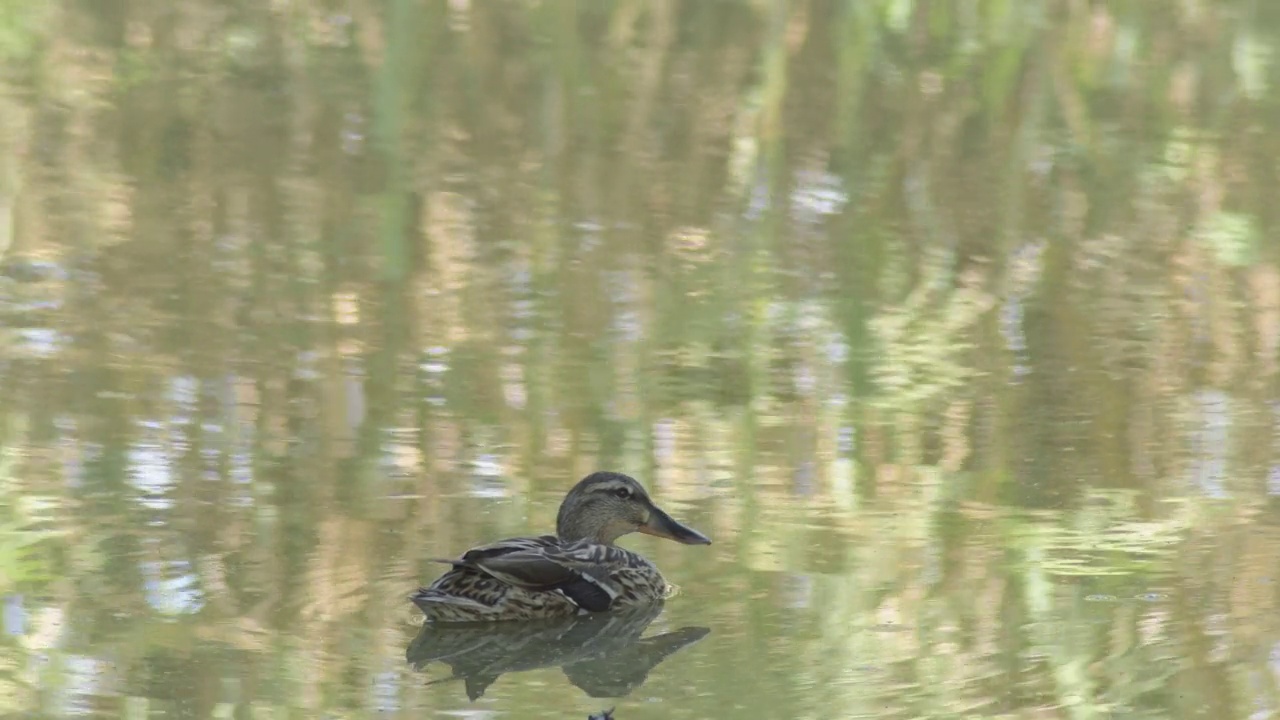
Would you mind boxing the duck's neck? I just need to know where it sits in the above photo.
[556,510,622,545]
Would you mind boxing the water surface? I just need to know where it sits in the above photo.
[2,2,1279,718]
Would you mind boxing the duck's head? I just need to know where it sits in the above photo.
[555,471,712,546]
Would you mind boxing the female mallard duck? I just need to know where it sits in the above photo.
[411,472,711,623]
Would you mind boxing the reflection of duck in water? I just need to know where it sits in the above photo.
[406,602,710,700]
[411,472,711,623]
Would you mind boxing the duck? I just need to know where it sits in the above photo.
[411,471,712,623]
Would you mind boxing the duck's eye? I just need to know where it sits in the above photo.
[613,487,631,499]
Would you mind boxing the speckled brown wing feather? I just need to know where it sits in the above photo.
[468,541,636,611]
[411,538,671,621]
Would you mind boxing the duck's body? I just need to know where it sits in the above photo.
[411,472,710,623]
[412,537,671,622]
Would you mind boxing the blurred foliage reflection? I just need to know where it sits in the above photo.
[1,0,1279,718]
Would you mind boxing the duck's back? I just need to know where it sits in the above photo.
[411,537,671,623]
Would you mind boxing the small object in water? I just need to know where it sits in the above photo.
[588,708,615,720]
[410,471,712,622]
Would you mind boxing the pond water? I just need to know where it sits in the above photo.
[2,2,1279,719]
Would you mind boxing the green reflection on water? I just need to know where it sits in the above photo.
[2,0,1280,718]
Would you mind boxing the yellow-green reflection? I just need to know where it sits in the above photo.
[1,1,1279,719]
